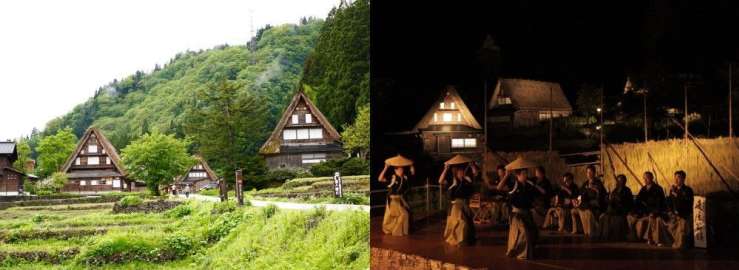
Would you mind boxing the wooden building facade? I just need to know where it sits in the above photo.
[175,155,218,192]
[60,128,134,193]
[488,78,573,127]
[0,142,28,194]
[415,87,484,160]
[260,91,344,170]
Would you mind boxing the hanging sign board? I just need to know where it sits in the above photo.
[693,196,707,248]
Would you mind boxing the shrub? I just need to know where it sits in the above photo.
[205,212,244,243]
[331,193,370,205]
[77,234,160,265]
[165,203,193,218]
[163,233,197,258]
[211,201,237,215]
[309,159,343,177]
[340,157,369,176]
[118,195,143,208]
[261,204,278,219]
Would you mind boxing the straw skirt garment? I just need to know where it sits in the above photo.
[383,195,409,236]
[443,199,476,246]
[506,208,538,260]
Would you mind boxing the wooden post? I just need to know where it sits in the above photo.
[604,142,644,187]
[643,92,648,142]
[684,84,689,142]
[235,169,244,205]
[730,63,734,137]
[219,177,228,202]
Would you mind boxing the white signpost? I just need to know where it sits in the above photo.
[333,172,343,197]
[693,196,707,248]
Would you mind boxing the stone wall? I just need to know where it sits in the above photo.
[370,247,486,270]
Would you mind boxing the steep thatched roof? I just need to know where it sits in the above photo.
[177,155,219,183]
[414,86,482,131]
[60,127,127,176]
[489,78,572,111]
[259,90,341,155]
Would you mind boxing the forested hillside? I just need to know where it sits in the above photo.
[42,19,323,150]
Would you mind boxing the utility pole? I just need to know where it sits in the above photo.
[684,83,689,142]
[549,85,553,152]
[730,63,734,137]
[643,91,648,142]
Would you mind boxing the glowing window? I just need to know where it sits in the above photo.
[457,113,461,121]
[439,102,445,109]
[450,102,456,109]
[464,138,477,148]
[442,113,453,122]
[433,113,438,122]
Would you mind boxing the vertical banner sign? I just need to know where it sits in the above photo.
[334,172,343,197]
[236,169,244,205]
[693,196,707,248]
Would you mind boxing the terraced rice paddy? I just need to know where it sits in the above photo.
[0,198,369,269]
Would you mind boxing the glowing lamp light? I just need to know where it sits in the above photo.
[596,108,602,113]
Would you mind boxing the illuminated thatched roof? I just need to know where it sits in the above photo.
[489,78,572,111]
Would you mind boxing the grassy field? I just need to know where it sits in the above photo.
[0,199,369,269]
[246,175,370,205]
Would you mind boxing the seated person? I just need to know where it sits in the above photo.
[481,165,513,225]
[598,174,633,241]
[663,170,694,249]
[571,165,607,239]
[543,172,578,232]
[627,171,666,245]
[531,166,554,227]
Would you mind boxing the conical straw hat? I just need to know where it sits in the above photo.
[505,156,538,170]
[385,154,413,167]
[444,154,473,165]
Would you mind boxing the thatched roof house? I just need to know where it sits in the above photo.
[488,78,573,127]
[259,90,344,169]
[414,87,484,160]
[175,155,218,191]
[60,127,134,192]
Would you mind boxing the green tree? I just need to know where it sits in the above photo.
[121,133,194,196]
[13,138,33,174]
[183,79,269,188]
[341,105,369,159]
[36,128,77,177]
[300,0,370,129]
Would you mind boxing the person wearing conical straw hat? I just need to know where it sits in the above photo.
[378,154,415,236]
[438,154,478,246]
[496,156,546,260]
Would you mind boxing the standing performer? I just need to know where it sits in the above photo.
[497,156,545,260]
[571,165,607,239]
[532,166,553,227]
[543,172,578,232]
[665,170,694,249]
[627,171,666,245]
[439,155,478,246]
[378,155,415,236]
[598,174,633,241]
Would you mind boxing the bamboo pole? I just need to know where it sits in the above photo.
[670,118,738,197]
[647,152,668,187]
[604,141,644,187]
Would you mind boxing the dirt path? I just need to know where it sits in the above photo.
[176,194,369,212]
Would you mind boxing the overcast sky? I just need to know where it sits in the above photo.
[0,0,339,141]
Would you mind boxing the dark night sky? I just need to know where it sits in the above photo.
[371,0,739,133]
[369,0,739,182]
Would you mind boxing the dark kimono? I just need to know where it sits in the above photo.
[443,176,476,246]
[506,180,540,260]
[664,184,694,248]
[382,174,411,236]
[598,185,633,241]
[627,183,666,243]
[571,178,607,238]
[481,174,514,225]
[543,182,579,232]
